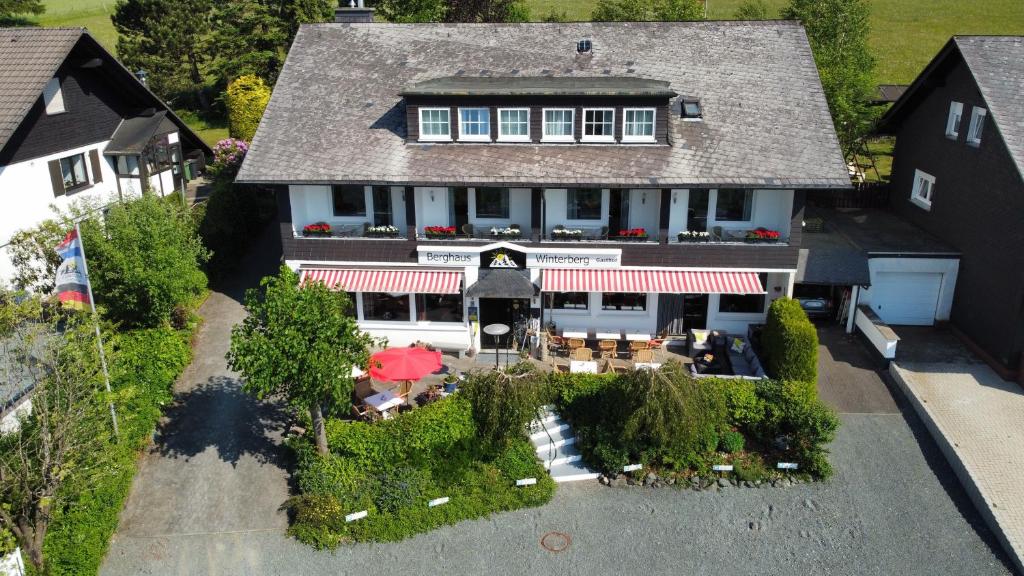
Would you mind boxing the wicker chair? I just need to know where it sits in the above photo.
[572,347,594,361]
[462,223,475,238]
[598,339,618,359]
[567,338,586,351]
[632,349,654,363]
[548,334,568,355]
[629,340,650,354]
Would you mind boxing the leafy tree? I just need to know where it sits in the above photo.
[783,0,876,154]
[113,0,213,109]
[225,76,271,141]
[208,0,289,85]
[461,364,543,450]
[734,0,770,19]
[81,194,209,328]
[592,0,703,21]
[0,0,43,20]
[376,0,446,22]
[6,220,65,293]
[227,265,374,455]
[0,306,108,572]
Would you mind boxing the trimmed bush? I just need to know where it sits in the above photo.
[762,297,819,383]
[755,379,839,478]
[224,75,271,142]
[719,430,745,454]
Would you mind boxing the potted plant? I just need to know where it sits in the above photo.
[614,228,648,241]
[677,230,710,243]
[366,224,400,238]
[551,226,584,241]
[424,225,456,239]
[745,228,781,244]
[302,222,332,237]
[489,226,522,239]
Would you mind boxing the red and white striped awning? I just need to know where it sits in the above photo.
[300,268,462,294]
[542,269,764,294]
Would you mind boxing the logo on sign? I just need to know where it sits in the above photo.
[490,250,518,268]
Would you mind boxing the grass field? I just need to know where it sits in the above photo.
[34,0,118,52]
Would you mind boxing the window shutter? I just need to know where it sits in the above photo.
[89,149,103,183]
[48,159,65,197]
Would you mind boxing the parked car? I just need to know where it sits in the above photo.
[797,296,832,319]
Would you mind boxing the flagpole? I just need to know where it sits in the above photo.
[75,221,119,438]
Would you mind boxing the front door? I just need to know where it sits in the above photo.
[682,294,709,330]
[479,298,529,350]
[372,186,393,226]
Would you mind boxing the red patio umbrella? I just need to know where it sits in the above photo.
[368,347,443,382]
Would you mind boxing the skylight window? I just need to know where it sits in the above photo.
[682,99,702,120]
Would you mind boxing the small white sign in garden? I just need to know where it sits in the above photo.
[345,510,368,523]
[428,497,450,508]
[516,478,537,487]
[623,464,643,472]
[777,462,799,470]
[712,464,734,472]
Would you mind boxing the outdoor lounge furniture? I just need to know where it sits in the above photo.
[572,347,595,361]
[598,340,618,359]
[688,329,713,356]
[567,338,586,352]
[632,349,654,363]
[547,335,567,355]
[688,336,767,380]
[725,336,767,378]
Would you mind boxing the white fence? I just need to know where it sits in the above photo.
[854,305,898,360]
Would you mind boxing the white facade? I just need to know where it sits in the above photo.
[666,189,794,242]
[857,257,959,325]
[0,140,120,282]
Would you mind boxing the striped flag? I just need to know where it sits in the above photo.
[54,228,91,310]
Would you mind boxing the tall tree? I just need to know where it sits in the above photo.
[0,0,43,20]
[112,0,213,109]
[227,266,373,455]
[0,305,107,572]
[734,0,770,19]
[592,0,704,21]
[783,0,876,154]
[208,0,290,85]
[376,0,528,22]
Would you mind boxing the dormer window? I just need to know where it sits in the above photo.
[623,108,656,142]
[458,107,491,141]
[582,108,615,142]
[419,107,451,141]
[498,108,530,142]
[543,108,574,142]
[682,98,702,120]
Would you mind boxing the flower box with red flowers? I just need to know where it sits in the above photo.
[745,228,781,243]
[302,222,332,237]
[614,228,649,241]
[424,226,457,239]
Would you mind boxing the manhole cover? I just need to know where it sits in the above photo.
[540,531,571,553]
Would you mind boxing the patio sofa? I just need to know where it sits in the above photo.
[688,331,767,380]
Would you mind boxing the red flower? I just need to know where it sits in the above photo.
[618,228,647,237]
[425,226,455,235]
[750,228,780,240]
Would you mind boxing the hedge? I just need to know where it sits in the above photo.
[762,297,819,383]
[40,327,193,575]
[225,75,271,142]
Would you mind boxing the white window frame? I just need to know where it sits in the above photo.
[418,107,451,142]
[966,106,986,147]
[457,107,491,142]
[497,108,530,142]
[910,169,935,210]
[542,108,575,142]
[43,77,66,115]
[945,101,963,139]
[582,108,616,143]
[622,107,656,142]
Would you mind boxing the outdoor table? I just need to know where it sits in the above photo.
[561,329,588,339]
[569,360,599,374]
[595,331,621,340]
[625,332,652,341]
[635,362,662,370]
[364,390,402,414]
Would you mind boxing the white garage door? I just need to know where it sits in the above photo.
[870,272,942,325]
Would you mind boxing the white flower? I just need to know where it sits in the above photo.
[368,225,398,233]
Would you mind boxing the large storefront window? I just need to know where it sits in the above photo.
[416,293,464,322]
[362,293,409,321]
[601,292,647,311]
[567,188,602,220]
[552,292,588,310]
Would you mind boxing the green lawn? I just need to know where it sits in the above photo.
[174,109,230,147]
[525,0,1024,84]
[35,0,118,53]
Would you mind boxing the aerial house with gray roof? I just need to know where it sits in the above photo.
[237,20,850,354]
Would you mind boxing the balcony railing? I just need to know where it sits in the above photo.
[542,226,660,243]
[673,227,789,245]
[298,222,407,240]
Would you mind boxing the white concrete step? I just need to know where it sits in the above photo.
[529,422,570,442]
[549,459,601,483]
[542,443,583,469]
[534,435,576,455]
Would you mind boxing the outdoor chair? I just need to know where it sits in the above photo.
[353,376,375,402]
[601,358,628,374]
[629,340,650,354]
[572,347,595,361]
[632,349,654,363]
[598,339,618,359]
[462,223,474,238]
[351,403,373,421]
[548,335,568,355]
[567,338,586,351]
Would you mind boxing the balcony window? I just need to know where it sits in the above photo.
[601,292,647,311]
[567,188,602,220]
[715,189,753,222]
[475,187,509,219]
[332,185,366,217]
[59,153,88,190]
[623,108,655,142]
[458,107,491,141]
[552,292,588,310]
[416,293,463,322]
[362,293,410,322]
[419,107,451,141]
[582,108,615,142]
[498,108,530,141]
[543,108,574,142]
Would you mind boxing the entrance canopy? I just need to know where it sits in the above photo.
[542,269,764,294]
[301,268,462,294]
[465,269,537,299]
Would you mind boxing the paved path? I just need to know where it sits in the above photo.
[892,361,1024,574]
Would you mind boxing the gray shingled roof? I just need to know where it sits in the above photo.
[954,36,1024,179]
[238,22,849,189]
[402,76,677,97]
[0,27,84,153]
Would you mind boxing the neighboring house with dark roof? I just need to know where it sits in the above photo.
[878,36,1024,378]
[237,20,850,353]
[0,27,210,284]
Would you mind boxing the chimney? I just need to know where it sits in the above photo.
[334,0,374,23]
